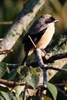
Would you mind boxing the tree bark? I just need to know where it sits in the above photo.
[0,0,45,61]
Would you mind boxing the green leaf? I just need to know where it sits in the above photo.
[26,67,39,89]
[14,85,25,97]
[47,82,58,100]
[30,66,37,75]
[20,66,28,76]
[7,69,17,80]
[1,91,11,100]
[26,74,39,89]
[0,62,7,78]
[12,96,17,100]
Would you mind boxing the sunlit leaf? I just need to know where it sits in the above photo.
[26,67,39,89]
[27,89,37,96]
[44,95,52,100]
[14,85,25,97]
[1,91,11,100]
[30,66,37,75]
[64,85,67,91]
[26,74,39,89]
[12,96,17,100]
[47,82,58,100]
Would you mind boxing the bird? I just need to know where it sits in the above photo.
[21,14,59,65]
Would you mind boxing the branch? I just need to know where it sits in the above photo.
[1,52,67,67]
[5,61,67,73]
[0,0,45,61]
[0,49,13,55]
[0,21,12,25]
[3,36,67,85]
[34,48,47,83]
[0,78,29,87]
[46,66,67,72]
[26,52,67,67]
[55,83,67,86]
[0,78,67,89]
[43,52,67,63]
[0,78,46,88]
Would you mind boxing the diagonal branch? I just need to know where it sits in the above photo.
[43,52,67,63]
[0,0,45,61]
[26,52,67,67]
[34,48,47,83]
[46,66,67,72]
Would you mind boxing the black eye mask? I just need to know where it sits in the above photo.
[45,17,55,24]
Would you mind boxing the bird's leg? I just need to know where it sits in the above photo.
[40,49,46,57]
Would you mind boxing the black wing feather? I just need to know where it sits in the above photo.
[23,15,48,51]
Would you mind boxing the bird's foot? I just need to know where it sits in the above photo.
[41,49,46,57]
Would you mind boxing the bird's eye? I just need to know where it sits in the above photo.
[45,17,55,24]
[50,17,55,21]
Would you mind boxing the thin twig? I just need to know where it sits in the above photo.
[0,49,13,55]
[0,78,26,87]
[6,63,20,68]
[46,66,67,72]
[55,83,67,86]
[28,35,36,48]
[0,78,43,88]
[0,78,67,89]
[5,52,67,68]
[26,52,67,66]
[5,61,67,73]
[0,21,12,25]
[44,52,67,63]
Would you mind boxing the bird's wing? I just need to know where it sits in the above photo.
[23,16,48,44]
[28,16,48,35]
[23,28,47,52]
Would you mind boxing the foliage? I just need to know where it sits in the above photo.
[0,63,66,100]
[0,62,7,78]
[26,66,39,89]
[0,0,67,100]
[47,82,58,100]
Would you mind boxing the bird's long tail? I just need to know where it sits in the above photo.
[21,51,28,65]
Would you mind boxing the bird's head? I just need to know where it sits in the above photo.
[41,14,59,24]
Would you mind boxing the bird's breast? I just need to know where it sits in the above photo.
[36,23,55,49]
[28,23,55,56]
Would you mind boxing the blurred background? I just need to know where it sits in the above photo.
[0,0,67,64]
[0,1,67,99]
[0,0,67,36]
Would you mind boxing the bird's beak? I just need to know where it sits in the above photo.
[54,19,59,23]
